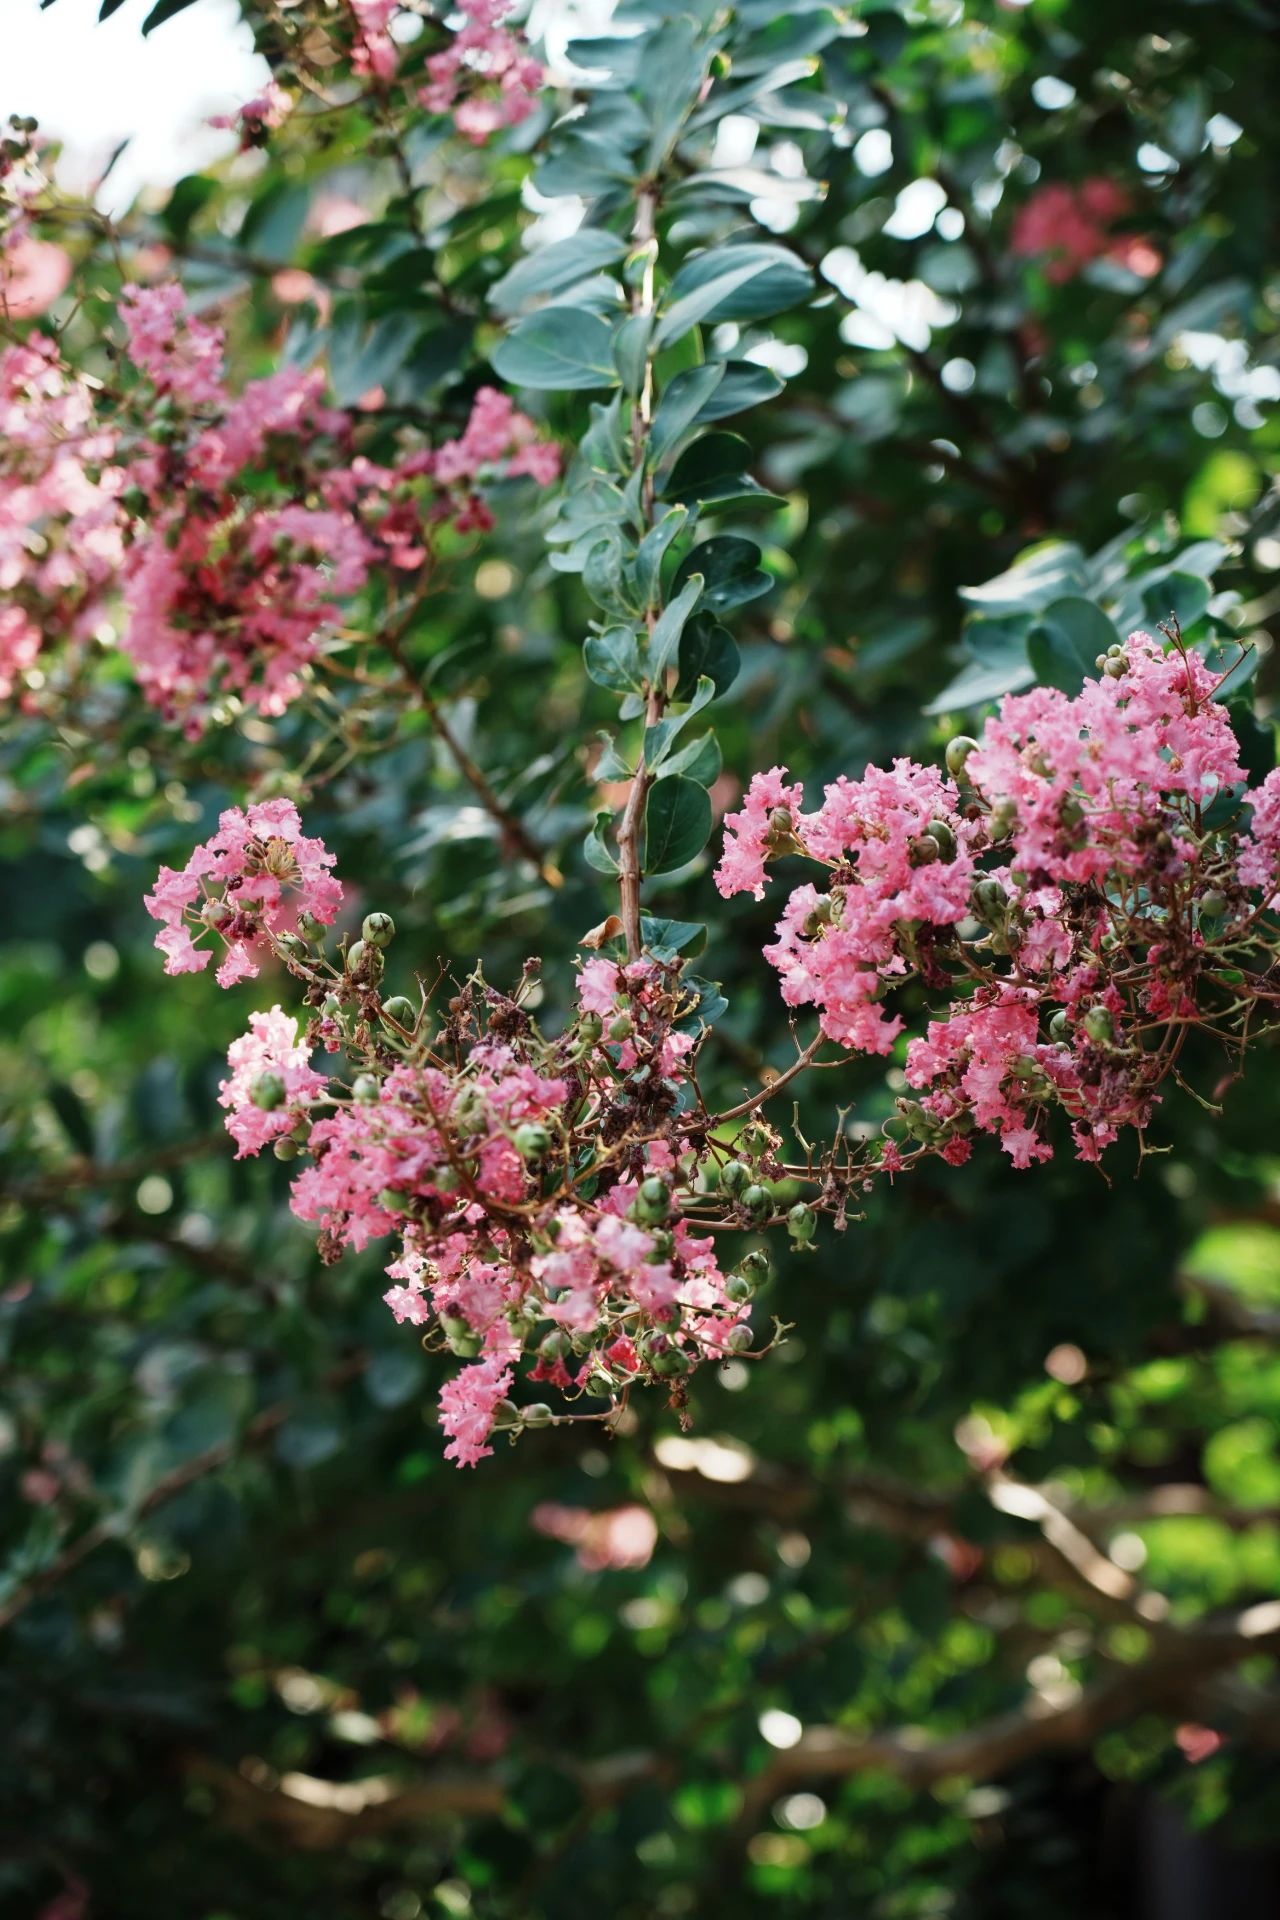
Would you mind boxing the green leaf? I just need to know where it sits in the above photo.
[637,18,709,168]
[673,535,770,615]
[593,730,634,780]
[633,506,690,609]
[695,360,785,423]
[644,676,715,769]
[640,915,707,961]
[925,615,1035,715]
[1141,571,1212,632]
[584,626,644,693]
[675,616,740,700]
[276,1400,344,1470]
[648,575,704,680]
[655,244,812,348]
[141,0,199,29]
[960,542,1088,614]
[666,431,780,510]
[644,775,712,877]
[659,728,722,787]
[612,313,652,398]
[490,231,628,313]
[492,308,619,391]
[1028,597,1120,695]
[649,364,727,469]
[584,811,620,874]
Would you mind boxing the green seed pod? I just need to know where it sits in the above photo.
[381,995,417,1031]
[608,1012,634,1042]
[945,735,979,778]
[430,1165,461,1195]
[651,1342,690,1378]
[638,1175,669,1216]
[740,1183,772,1221]
[719,1158,751,1198]
[439,1312,470,1340]
[250,1072,286,1111]
[725,1273,754,1304]
[924,817,956,859]
[740,1249,770,1282]
[514,1122,552,1159]
[448,1331,483,1359]
[453,1088,488,1134]
[584,1371,613,1399]
[272,1136,299,1161]
[1083,1005,1115,1046]
[352,1074,380,1104]
[377,1187,411,1213]
[970,876,1009,923]
[362,912,396,949]
[1199,888,1227,917]
[648,1229,674,1259]
[506,1311,537,1342]
[345,939,367,973]
[276,932,311,964]
[988,798,1018,840]
[725,1324,753,1353]
[911,833,941,866]
[787,1202,817,1245]
[539,1329,572,1363]
[578,1012,604,1044]
[492,1398,521,1429]
[522,1402,553,1428]
[1048,1009,1070,1042]
[296,910,326,943]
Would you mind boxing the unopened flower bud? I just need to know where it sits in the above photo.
[1048,1009,1070,1042]
[719,1159,751,1198]
[608,1012,634,1042]
[988,798,1018,840]
[725,1324,753,1352]
[380,995,417,1031]
[272,1136,299,1160]
[740,1183,771,1221]
[250,1072,286,1111]
[439,1312,470,1340]
[787,1201,817,1246]
[768,805,793,836]
[1083,1005,1115,1046]
[448,1331,483,1358]
[377,1188,413,1213]
[514,1122,552,1159]
[276,932,311,964]
[945,735,979,778]
[297,911,325,943]
[522,1402,553,1428]
[492,1398,521,1429]
[1102,656,1128,679]
[202,898,233,929]
[578,1012,604,1044]
[911,833,941,866]
[352,1074,380,1103]
[345,938,367,973]
[726,1273,754,1304]
[1199,888,1227,917]
[362,911,395,949]
[539,1329,572,1363]
[638,1175,669,1216]
[740,1249,770,1282]
[970,877,1009,923]
[924,817,956,860]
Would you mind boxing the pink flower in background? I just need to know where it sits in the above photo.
[532,1502,658,1570]
[219,1006,328,1157]
[1,235,71,317]
[1011,179,1160,284]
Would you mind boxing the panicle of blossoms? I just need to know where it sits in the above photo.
[0,284,558,727]
[151,837,768,1468]
[209,81,294,150]
[1010,178,1159,284]
[144,797,342,986]
[418,0,545,144]
[720,628,1280,1171]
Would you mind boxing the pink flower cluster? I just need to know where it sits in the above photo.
[209,80,294,149]
[418,0,543,145]
[719,633,1274,1169]
[148,816,753,1467]
[1010,178,1160,284]
[144,797,342,986]
[0,284,558,725]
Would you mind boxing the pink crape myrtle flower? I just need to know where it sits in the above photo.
[418,0,545,143]
[1010,178,1159,285]
[439,1345,516,1467]
[219,1006,329,1157]
[144,798,342,986]
[715,766,807,902]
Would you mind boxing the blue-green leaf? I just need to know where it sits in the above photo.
[492,308,619,390]
[644,775,712,876]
